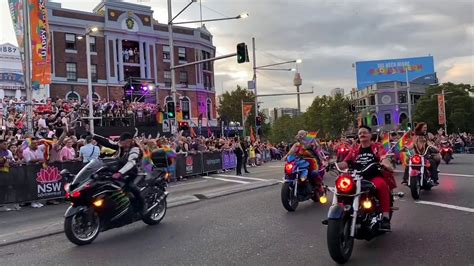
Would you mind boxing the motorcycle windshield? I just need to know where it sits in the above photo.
[70,159,104,186]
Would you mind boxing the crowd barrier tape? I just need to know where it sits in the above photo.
[0,151,240,204]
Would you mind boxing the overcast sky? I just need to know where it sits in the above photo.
[1,0,473,111]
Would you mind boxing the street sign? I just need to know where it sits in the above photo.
[163,119,171,133]
[437,94,446,125]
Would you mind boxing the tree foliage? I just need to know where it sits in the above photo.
[269,94,354,143]
[413,82,474,133]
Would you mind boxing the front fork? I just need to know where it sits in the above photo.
[350,180,361,237]
[408,165,425,187]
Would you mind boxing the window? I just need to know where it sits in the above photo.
[399,93,407,103]
[204,75,211,90]
[202,51,211,70]
[179,71,188,85]
[164,71,171,87]
[65,34,76,50]
[89,36,97,53]
[178,47,186,61]
[371,115,378,126]
[66,63,77,81]
[384,113,392,125]
[66,91,80,102]
[181,97,190,120]
[399,113,408,124]
[90,64,98,82]
[207,98,212,120]
[92,93,100,101]
[369,95,376,106]
[413,95,421,104]
[163,45,170,60]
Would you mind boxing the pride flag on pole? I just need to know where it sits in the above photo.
[382,132,390,152]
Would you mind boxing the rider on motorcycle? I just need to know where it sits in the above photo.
[93,132,146,214]
[402,122,441,185]
[284,130,324,190]
[336,125,394,230]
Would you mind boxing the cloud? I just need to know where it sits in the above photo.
[439,55,474,84]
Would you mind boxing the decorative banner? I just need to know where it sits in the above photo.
[8,0,24,52]
[198,113,203,135]
[29,0,52,88]
[437,94,446,125]
[243,103,253,120]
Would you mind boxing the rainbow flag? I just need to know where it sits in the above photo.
[156,112,164,124]
[141,149,154,174]
[382,132,390,152]
[395,131,412,152]
[21,138,32,150]
[304,131,319,145]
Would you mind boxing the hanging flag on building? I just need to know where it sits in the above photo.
[198,113,203,135]
[437,94,446,125]
[8,0,24,53]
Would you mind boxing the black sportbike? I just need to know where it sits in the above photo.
[62,155,169,245]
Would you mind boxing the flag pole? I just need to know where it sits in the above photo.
[241,99,245,137]
[22,0,33,136]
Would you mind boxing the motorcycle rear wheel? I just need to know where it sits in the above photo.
[327,216,354,264]
[143,198,167,225]
[281,182,299,212]
[64,211,100,246]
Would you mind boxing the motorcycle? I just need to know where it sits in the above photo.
[407,148,434,200]
[336,146,350,162]
[281,155,327,212]
[325,162,403,264]
[440,146,453,164]
[61,155,169,245]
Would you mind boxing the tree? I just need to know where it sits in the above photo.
[218,85,261,136]
[413,83,474,133]
[269,115,304,144]
[302,94,354,138]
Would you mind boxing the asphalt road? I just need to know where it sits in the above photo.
[0,155,473,265]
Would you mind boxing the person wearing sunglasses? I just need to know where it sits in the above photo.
[337,125,394,230]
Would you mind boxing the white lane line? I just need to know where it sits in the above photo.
[416,201,474,213]
[394,170,474,178]
[169,180,209,188]
[215,174,268,182]
[268,165,284,168]
[202,176,249,184]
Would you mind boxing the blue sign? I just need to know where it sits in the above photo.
[355,56,435,89]
[0,73,23,83]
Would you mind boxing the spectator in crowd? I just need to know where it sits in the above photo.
[22,139,45,164]
[59,137,76,162]
[79,136,100,163]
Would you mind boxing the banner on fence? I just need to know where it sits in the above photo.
[222,151,237,169]
[202,152,222,173]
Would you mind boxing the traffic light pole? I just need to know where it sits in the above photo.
[171,53,237,70]
[168,0,178,134]
[252,37,258,138]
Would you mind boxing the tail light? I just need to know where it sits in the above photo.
[336,175,354,193]
[71,191,81,198]
[442,148,449,152]
[285,163,295,175]
[411,155,422,164]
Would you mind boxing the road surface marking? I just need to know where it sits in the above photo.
[215,174,268,182]
[268,165,284,168]
[202,176,249,184]
[169,180,208,188]
[394,170,474,178]
[416,201,474,213]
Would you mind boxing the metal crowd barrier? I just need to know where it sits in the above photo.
[0,151,238,205]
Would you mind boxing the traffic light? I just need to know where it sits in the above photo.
[166,101,175,119]
[407,122,412,131]
[256,116,262,126]
[178,121,189,131]
[236,43,249,64]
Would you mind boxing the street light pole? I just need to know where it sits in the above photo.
[167,0,178,134]
[293,63,302,115]
[22,1,33,136]
[405,67,413,127]
[252,37,258,136]
[86,33,94,134]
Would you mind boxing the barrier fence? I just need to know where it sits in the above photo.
[0,151,237,205]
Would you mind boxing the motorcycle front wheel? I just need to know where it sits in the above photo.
[143,198,167,225]
[410,176,421,200]
[281,182,299,212]
[64,210,100,246]
[327,216,354,264]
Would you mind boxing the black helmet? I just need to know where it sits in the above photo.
[119,132,133,141]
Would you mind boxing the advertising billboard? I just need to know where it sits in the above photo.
[355,56,435,89]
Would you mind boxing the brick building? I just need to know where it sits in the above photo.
[47,0,217,126]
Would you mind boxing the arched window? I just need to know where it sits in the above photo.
[164,96,173,105]
[181,97,191,120]
[371,115,378,126]
[66,91,80,102]
[399,113,408,124]
[92,92,100,101]
[206,98,212,120]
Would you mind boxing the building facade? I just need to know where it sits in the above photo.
[47,0,217,125]
[273,107,299,120]
[348,73,437,131]
[0,43,24,99]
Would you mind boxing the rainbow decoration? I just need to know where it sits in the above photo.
[394,131,412,153]
[141,149,154,174]
[304,131,319,146]
[382,132,390,152]
[21,138,32,151]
